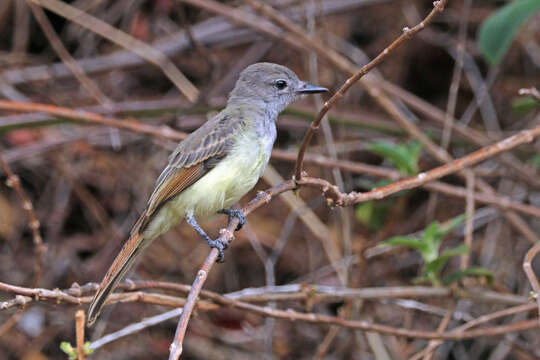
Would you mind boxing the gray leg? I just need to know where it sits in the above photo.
[185,213,227,262]
[218,209,246,231]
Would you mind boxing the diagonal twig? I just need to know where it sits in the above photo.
[29,0,199,102]
[242,0,449,179]
[167,122,540,358]
[0,154,45,287]
[2,100,539,220]
[523,242,540,316]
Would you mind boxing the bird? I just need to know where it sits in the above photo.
[87,62,328,325]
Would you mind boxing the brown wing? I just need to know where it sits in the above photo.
[131,112,245,235]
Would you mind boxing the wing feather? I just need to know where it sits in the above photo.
[130,112,245,236]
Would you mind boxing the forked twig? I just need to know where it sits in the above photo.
[166,124,540,358]
[1,99,539,219]
[291,0,447,180]
[29,0,199,102]
[168,183,291,359]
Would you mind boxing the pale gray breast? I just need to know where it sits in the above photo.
[254,107,278,159]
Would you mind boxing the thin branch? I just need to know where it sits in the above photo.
[1,281,535,343]
[173,298,539,340]
[1,281,528,310]
[167,183,291,359]
[297,126,540,207]
[0,100,187,141]
[381,81,540,188]
[1,99,539,220]
[29,0,199,102]
[0,154,45,286]
[166,124,540,358]
[90,308,184,351]
[409,302,539,360]
[426,0,471,224]
[422,304,454,360]
[273,150,540,219]
[523,242,540,315]
[262,166,346,283]
[27,2,112,106]
[461,170,475,270]
[286,0,447,179]
[75,310,86,360]
[518,87,540,100]
[0,308,26,338]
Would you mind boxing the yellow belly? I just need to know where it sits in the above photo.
[143,133,270,239]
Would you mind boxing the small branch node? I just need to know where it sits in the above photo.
[30,219,40,229]
[126,279,136,290]
[5,175,20,187]
[219,228,233,240]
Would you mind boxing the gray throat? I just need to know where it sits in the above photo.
[228,98,279,140]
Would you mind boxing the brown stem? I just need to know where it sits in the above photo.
[523,242,540,315]
[290,0,447,179]
[0,154,45,286]
[75,310,86,360]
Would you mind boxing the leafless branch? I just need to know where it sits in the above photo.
[523,242,540,315]
[0,154,45,286]
[29,0,199,102]
[167,123,540,358]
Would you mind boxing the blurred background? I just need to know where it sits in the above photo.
[0,0,539,359]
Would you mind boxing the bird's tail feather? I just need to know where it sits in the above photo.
[87,232,146,326]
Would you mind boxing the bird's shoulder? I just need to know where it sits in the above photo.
[166,106,251,170]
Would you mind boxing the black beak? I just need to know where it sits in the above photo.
[296,81,328,94]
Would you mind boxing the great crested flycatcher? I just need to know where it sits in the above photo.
[87,62,327,325]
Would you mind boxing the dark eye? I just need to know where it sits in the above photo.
[275,80,287,90]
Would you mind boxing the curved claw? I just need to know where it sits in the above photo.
[219,209,246,231]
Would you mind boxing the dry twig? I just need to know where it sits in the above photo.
[0,281,536,342]
[0,100,187,141]
[29,0,199,102]
[1,99,539,220]
[166,123,540,357]
[75,310,86,360]
[0,154,45,286]
[523,242,540,316]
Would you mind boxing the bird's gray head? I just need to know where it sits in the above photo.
[228,63,327,113]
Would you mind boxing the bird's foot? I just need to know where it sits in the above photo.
[219,209,246,231]
[186,213,228,263]
[204,236,228,262]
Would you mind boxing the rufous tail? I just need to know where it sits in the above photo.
[87,232,145,326]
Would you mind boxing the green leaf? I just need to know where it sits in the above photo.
[60,342,76,360]
[382,214,466,262]
[425,244,469,276]
[530,155,540,170]
[439,214,467,237]
[421,221,443,261]
[412,275,432,285]
[443,267,494,285]
[355,201,374,225]
[512,96,540,115]
[406,141,422,168]
[355,201,392,230]
[368,140,422,175]
[478,0,540,65]
[382,235,430,255]
[83,342,94,355]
